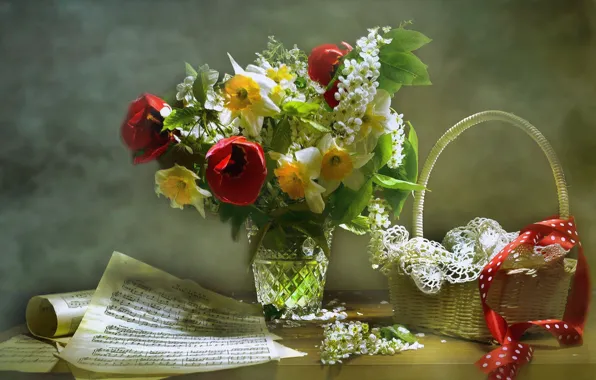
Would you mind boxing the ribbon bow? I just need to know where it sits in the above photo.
[475,217,591,379]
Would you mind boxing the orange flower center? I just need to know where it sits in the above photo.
[321,148,353,180]
[275,163,305,199]
[224,75,261,111]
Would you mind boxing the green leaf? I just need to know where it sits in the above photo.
[176,143,193,155]
[275,209,326,227]
[407,120,418,155]
[332,179,374,224]
[362,133,393,176]
[218,203,253,241]
[378,79,402,95]
[378,50,431,86]
[295,77,307,89]
[375,133,394,170]
[270,117,292,154]
[383,190,410,219]
[377,28,431,96]
[379,324,418,344]
[248,221,271,266]
[185,62,198,77]
[162,107,200,131]
[383,28,432,52]
[373,173,425,191]
[339,215,371,236]
[265,155,278,184]
[192,64,219,107]
[249,207,270,229]
[261,224,287,251]
[281,101,320,117]
[300,118,331,133]
[290,221,331,258]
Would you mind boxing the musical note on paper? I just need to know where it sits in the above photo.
[59,252,305,375]
[0,334,59,372]
[26,290,95,339]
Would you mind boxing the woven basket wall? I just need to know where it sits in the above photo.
[389,258,576,342]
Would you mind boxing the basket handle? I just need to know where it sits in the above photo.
[412,110,569,238]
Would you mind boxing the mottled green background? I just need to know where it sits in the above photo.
[0,0,595,330]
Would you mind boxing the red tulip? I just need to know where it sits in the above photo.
[120,93,175,164]
[323,81,340,109]
[307,42,352,87]
[205,136,267,206]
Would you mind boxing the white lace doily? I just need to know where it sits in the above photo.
[372,217,568,294]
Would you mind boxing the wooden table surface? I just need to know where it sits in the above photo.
[2,290,594,380]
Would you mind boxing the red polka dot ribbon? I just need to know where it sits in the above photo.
[475,217,591,379]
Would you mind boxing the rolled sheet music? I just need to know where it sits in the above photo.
[26,290,94,341]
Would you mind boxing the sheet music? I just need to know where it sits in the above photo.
[59,251,304,375]
[0,334,59,372]
[66,342,301,380]
[26,289,95,338]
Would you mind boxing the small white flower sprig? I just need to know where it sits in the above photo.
[320,321,423,364]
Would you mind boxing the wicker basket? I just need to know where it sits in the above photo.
[389,111,577,342]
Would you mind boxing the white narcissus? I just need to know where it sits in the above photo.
[220,54,280,138]
[246,63,299,105]
[318,134,374,194]
[273,147,326,214]
[356,89,399,152]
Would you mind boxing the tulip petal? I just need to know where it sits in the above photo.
[133,140,172,164]
[205,137,267,206]
[295,147,322,180]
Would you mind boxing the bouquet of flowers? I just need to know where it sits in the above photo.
[120,24,431,263]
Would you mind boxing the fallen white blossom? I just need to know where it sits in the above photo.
[289,306,348,321]
[320,320,424,365]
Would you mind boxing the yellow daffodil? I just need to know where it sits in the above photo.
[357,89,399,151]
[246,63,295,105]
[274,147,326,214]
[221,54,280,138]
[317,134,374,194]
[269,84,285,105]
[266,65,294,83]
[155,164,212,217]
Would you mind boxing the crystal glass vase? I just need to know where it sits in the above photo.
[251,225,333,316]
